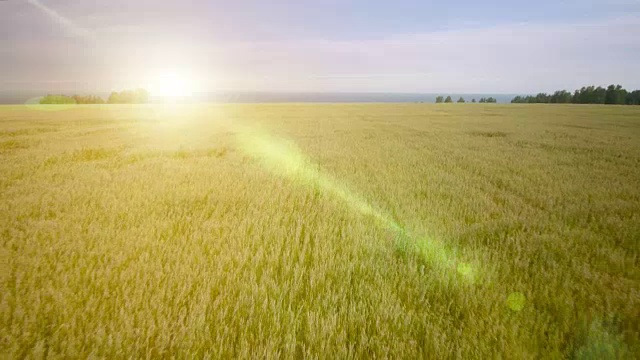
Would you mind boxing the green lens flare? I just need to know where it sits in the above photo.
[507,292,526,312]
[236,128,476,281]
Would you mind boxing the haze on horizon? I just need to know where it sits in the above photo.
[1,0,640,96]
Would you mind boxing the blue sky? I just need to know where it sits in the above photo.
[1,0,639,94]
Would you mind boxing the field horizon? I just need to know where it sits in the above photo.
[1,103,639,358]
[0,91,522,105]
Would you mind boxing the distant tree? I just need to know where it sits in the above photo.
[512,84,639,105]
[573,86,596,104]
[539,93,550,103]
[605,85,617,104]
[457,97,465,103]
[593,86,606,104]
[72,95,105,104]
[513,94,550,103]
[40,95,76,104]
[472,98,476,103]
[572,89,581,103]
[550,90,572,103]
[615,86,628,105]
[135,88,150,103]
[435,96,444,103]
[444,96,453,103]
[486,97,497,103]
[108,88,149,104]
[626,90,640,105]
[108,92,120,104]
[578,87,589,103]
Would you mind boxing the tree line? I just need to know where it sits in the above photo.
[39,89,150,105]
[511,85,640,105]
[435,96,497,103]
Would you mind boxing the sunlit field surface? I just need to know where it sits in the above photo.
[1,104,639,358]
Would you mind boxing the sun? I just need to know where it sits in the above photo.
[150,72,195,99]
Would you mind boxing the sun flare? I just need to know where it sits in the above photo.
[150,72,195,99]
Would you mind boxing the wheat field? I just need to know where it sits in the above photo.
[1,104,639,358]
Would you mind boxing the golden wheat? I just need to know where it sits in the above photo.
[1,104,638,358]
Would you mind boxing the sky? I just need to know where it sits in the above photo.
[1,0,639,94]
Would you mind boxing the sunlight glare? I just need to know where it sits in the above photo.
[150,72,195,99]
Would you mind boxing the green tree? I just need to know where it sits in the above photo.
[550,90,572,103]
[108,89,149,104]
[472,98,476,103]
[435,96,444,103]
[108,92,121,104]
[534,93,550,103]
[572,89,581,103]
[626,90,640,105]
[457,97,465,103]
[605,85,627,105]
[444,96,453,103]
[40,95,76,104]
[134,88,150,103]
[513,84,639,105]
[593,86,606,104]
[72,95,105,104]
[605,85,616,104]
[614,85,627,105]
